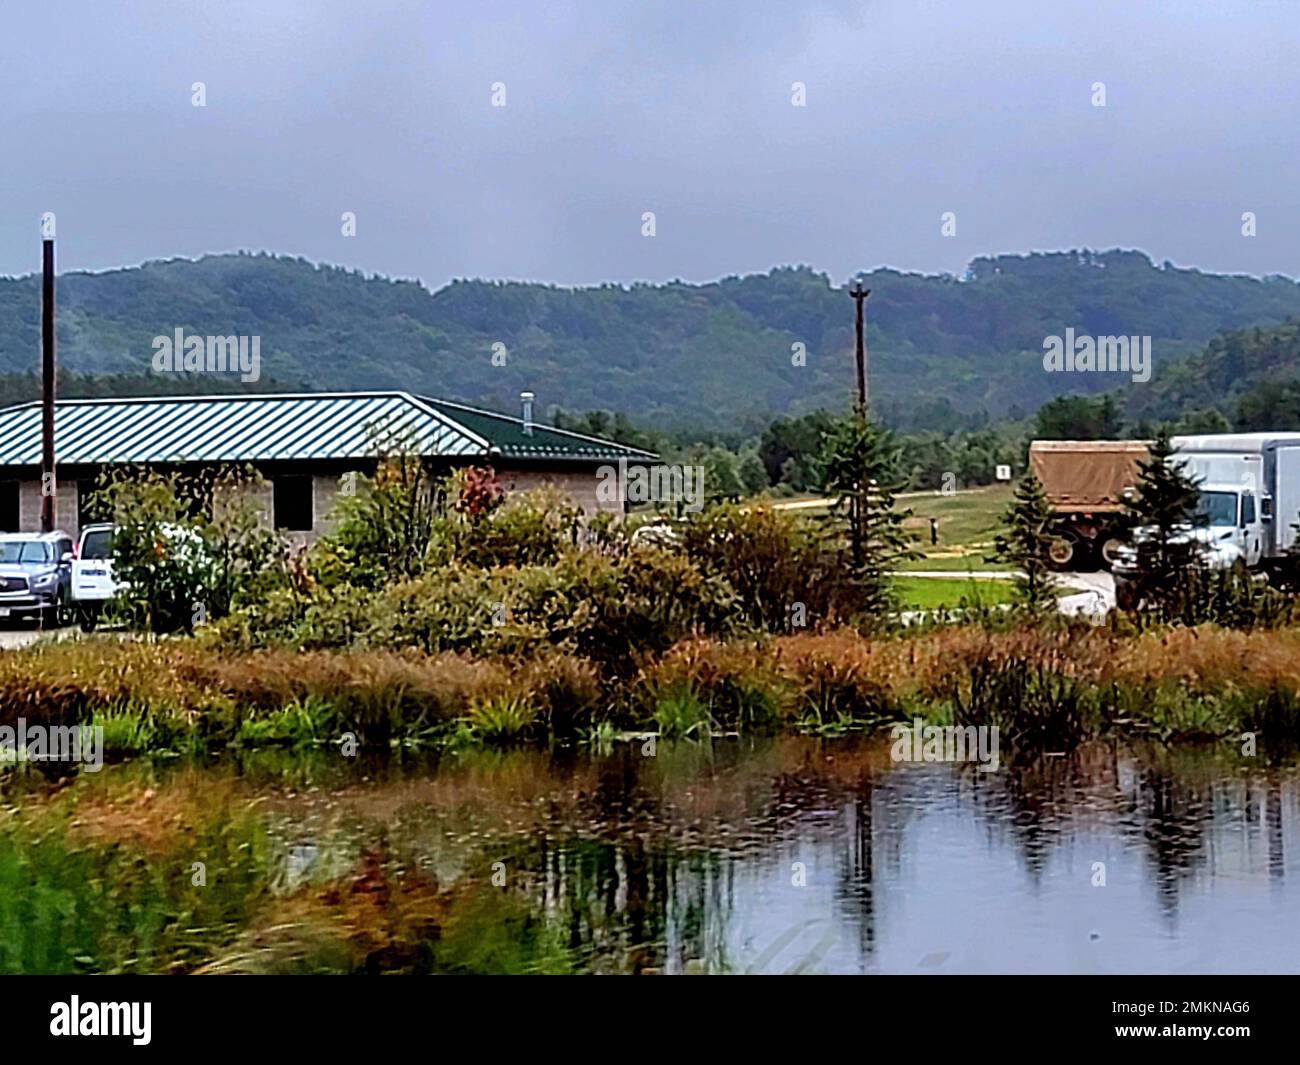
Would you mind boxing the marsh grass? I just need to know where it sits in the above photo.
[649,682,717,739]
[5,624,1300,753]
[465,695,538,742]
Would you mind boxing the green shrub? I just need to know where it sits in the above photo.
[679,503,860,632]
[451,487,581,568]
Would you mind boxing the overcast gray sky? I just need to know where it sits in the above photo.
[2,0,1298,287]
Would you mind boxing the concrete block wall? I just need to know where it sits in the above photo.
[312,473,345,539]
[5,467,617,542]
[499,469,620,516]
[17,479,80,537]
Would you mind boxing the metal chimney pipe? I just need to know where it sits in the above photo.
[521,391,535,436]
[40,226,56,533]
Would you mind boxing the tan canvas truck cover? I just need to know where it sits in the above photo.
[1029,441,1149,512]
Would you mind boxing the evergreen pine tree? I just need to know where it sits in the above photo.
[990,471,1059,615]
[819,414,917,613]
[1127,427,1205,613]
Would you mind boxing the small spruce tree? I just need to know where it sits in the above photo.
[819,414,917,614]
[990,471,1058,615]
[1127,427,1205,615]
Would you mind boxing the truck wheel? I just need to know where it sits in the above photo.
[43,588,69,629]
[79,605,99,633]
[1046,531,1081,571]
[1098,536,1126,571]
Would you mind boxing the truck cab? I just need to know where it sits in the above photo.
[1195,483,1264,568]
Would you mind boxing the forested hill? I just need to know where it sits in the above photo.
[2,249,1299,427]
[1124,318,1300,431]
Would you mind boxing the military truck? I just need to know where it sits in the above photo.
[1028,440,1148,571]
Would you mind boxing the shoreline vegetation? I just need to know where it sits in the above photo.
[6,434,1300,765]
[3,624,1299,759]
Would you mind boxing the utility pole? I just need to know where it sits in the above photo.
[849,280,870,416]
[40,222,57,533]
[846,279,872,567]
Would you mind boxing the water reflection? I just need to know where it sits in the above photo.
[2,737,1299,974]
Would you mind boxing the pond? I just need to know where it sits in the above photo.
[1,735,1296,974]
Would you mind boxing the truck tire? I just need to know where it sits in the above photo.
[42,587,69,629]
[1097,535,1127,571]
[1046,531,1081,571]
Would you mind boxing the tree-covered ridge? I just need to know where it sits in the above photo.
[1124,319,1300,430]
[2,249,1300,427]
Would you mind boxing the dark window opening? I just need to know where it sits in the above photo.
[80,527,114,560]
[273,475,313,531]
[0,482,18,532]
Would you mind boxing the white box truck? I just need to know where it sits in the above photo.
[1166,433,1300,573]
[1111,433,1300,607]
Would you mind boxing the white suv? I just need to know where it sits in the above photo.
[71,523,120,631]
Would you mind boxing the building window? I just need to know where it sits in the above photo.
[273,475,313,531]
[0,482,17,532]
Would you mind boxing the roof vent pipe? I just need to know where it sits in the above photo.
[521,391,535,436]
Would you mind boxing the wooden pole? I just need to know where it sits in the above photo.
[40,235,56,533]
[849,280,870,416]
[847,280,872,567]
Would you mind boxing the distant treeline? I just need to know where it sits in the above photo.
[5,248,1300,427]
[4,307,1300,499]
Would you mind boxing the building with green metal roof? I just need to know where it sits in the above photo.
[0,391,657,538]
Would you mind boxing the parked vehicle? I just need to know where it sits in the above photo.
[1112,433,1300,605]
[1028,440,1148,570]
[71,522,120,631]
[0,530,75,626]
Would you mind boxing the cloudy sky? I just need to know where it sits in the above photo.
[1,0,1297,288]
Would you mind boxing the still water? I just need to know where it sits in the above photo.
[1,736,1297,974]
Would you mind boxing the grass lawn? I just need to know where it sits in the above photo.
[898,484,1014,571]
[764,484,1016,572]
[892,575,1018,610]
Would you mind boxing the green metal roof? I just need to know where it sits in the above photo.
[0,391,656,467]
[421,396,657,462]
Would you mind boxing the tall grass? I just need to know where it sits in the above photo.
[5,624,1300,753]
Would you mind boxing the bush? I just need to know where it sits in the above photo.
[91,466,290,633]
[450,486,581,568]
[679,503,860,631]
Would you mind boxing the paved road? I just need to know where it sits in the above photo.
[1055,571,1116,620]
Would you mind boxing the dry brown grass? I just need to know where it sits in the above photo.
[4,623,1300,743]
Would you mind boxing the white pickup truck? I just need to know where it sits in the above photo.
[71,522,120,631]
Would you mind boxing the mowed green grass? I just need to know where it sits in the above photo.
[766,484,1015,572]
[891,575,1018,610]
[899,484,1015,572]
